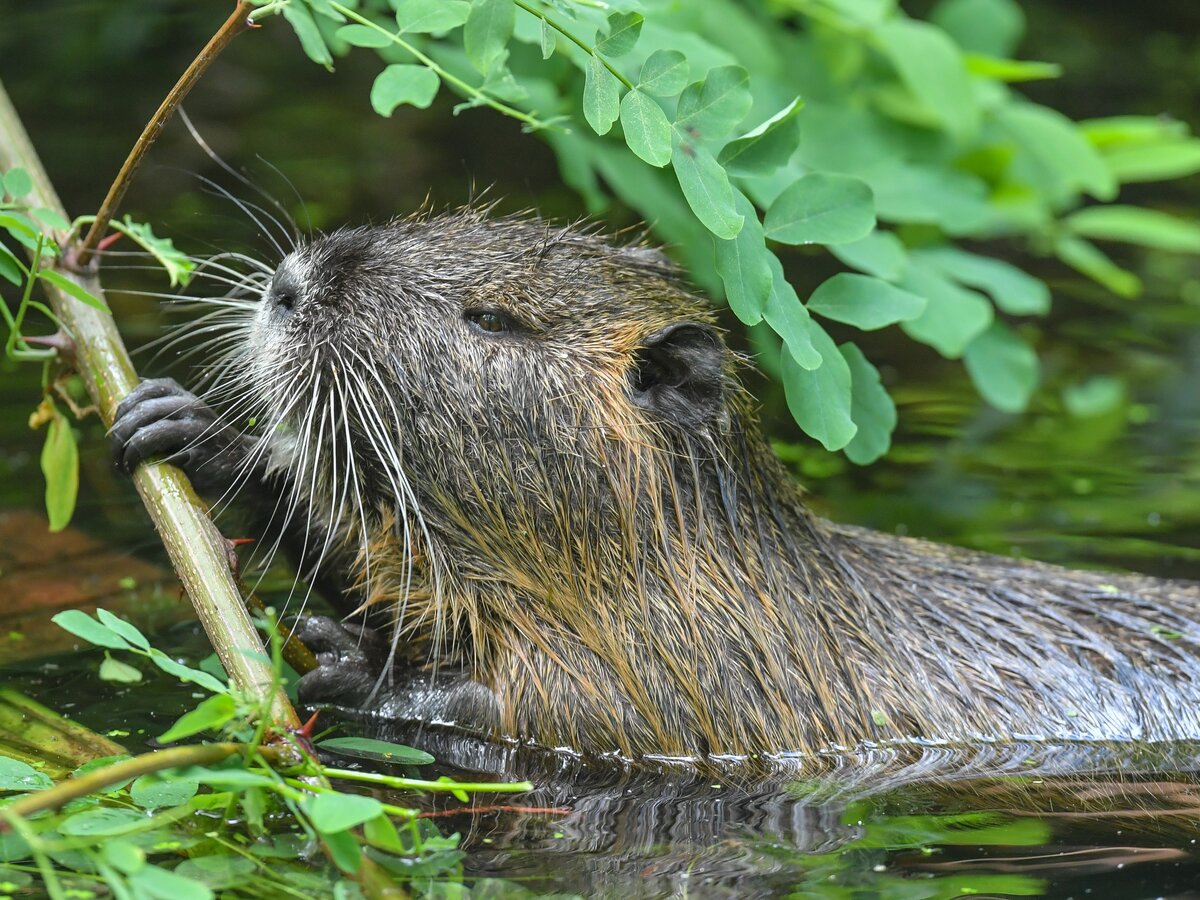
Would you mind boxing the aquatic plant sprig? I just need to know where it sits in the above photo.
[512,0,636,91]
[326,1,558,132]
[0,608,536,896]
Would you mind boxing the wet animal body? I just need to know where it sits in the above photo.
[112,211,1200,763]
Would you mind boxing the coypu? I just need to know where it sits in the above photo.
[111,209,1200,763]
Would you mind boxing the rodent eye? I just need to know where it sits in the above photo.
[466,309,511,335]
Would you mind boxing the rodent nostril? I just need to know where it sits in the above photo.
[275,289,296,311]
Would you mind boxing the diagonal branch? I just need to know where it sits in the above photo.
[0,80,299,730]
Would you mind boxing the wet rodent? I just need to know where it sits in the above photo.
[112,208,1200,763]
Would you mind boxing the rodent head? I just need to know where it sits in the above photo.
[245,211,740,571]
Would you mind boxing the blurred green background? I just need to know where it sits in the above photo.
[1,0,1199,577]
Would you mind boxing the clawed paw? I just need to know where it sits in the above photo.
[110,378,247,492]
[295,615,388,709]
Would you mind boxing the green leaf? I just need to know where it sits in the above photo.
[317,736,435,765]
[159,693,238,743]
[306,792,386,833]
[331,24,391,48]
[334,24,393,48]
[1081,115,1190,149]
[2,167,32,198]
[114,217,195,287]
[283,2,333,69]
[364,815,405,853]
[764,173,875,246]
[60,808,148,837]
[129,864,215,900]
[174,856,256,891]
[841,343,896,465]
[0,755,52,792]
[898,266,994,358]
[998,104,1117,202]
[394,0,470,34]
[0,242,23,285]
[304,0,345,22]
[764,254,822,370]
[1062,376,1125,418]
[717,97,803,177]
[539,17,555,59]
[963,322,1039,413]
[913,246,1050,315]
[714,191,772,325]
[1054,235,1141,298]
[102,840,147,875]
[964,54,1060,82]
[40,413,78,533]
[671,131,743,239]
[100,654,143,684]
[620,90,671,167]
[875,19,979,139]
[53,610,131,649]
[96,608,152,650]
[868,164,988,236]
[828,230,908,281]
[370,64,440,115]
[145,648,230,694]
[781,322,856,452]
[931,0,1024,57]
[464,0,514,74]
[1101,139,1200,183]
[0,211,41,250]
[675,65,752,139]
[637,50,689,97]
[583,54,621,136]
[323,828,363,874]
[807,273,925,330]
[1065,205,1200,253]
[38,269,108,311]
[31,207,72,232]
[595,11,643,58]
[131,775,200,810]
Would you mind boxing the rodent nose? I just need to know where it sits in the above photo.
[269,270,302,314]
[273,286,296,312]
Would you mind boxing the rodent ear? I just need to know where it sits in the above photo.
[630,323,728,431]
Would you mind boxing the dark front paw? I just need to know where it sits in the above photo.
[295,616,389,709]
[110,378,251,493]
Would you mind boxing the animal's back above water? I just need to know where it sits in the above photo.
[109,211,1200,761]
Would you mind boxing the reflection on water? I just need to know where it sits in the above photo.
[357,718,1200,896]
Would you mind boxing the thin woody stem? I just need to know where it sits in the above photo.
[76,2,256,264]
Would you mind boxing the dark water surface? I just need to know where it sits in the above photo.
[3,1,1200,897]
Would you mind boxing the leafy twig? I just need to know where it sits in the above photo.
[512,0,635,91]
[327,1,553,131]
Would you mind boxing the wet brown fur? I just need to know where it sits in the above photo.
[223,208,1200,761]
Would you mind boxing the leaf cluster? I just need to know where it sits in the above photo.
[267,0,1200,460]
[0,610,537,899]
